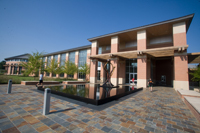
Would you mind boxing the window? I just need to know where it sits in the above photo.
[78,72,85,79]
[69,52,75,63]
[53,55,58,62]
[68,52,75,78]
[19,66,22,74]
[125,59,137,83]
[106,46,111,50]
[78,50,87,67]
[60,53,66,67]
[78,50,87,79]
[98,47,102,67]
[60,53,66,77]
[14,65,18,74]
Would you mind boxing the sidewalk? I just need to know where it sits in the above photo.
[0,85,200,133]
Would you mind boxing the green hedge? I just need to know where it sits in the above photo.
[0,75,76,84]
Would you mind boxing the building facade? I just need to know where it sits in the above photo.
[4,53,30,75]
[87,14,196,90]
[5,14,200,90]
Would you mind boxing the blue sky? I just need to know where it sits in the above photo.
[0,0,200,61]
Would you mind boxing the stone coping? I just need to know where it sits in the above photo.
[184,96,200,114]
[21,81,60,85]
[177,90,200,97]
[62,81,88,84]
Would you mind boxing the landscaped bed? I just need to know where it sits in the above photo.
[0,75,77,84]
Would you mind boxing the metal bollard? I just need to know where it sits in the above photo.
[43,88,51,115]
[7,79,12,94]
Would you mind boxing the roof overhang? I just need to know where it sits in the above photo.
[88,14,194,42]
[89,45,189,61]
[188,52,200,64]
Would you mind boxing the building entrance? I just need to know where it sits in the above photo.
[129,73,137,85]
[125,59,137,84]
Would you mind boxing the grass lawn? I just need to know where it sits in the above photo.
[0,75,76,84]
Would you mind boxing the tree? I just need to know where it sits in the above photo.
[78,63,90,81]
[21,52,44,77]
[45,59,62,76]
[0,61,6,69]
[190,65,200,87]
[62,61,78,78]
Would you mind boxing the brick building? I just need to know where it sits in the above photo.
[4,14,200,90]
[4,53,30,75]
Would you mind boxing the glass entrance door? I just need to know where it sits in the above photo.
[129,73,137,84]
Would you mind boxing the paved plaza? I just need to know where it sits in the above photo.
[0,85,200,133]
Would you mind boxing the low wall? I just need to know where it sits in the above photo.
[21,81,60,85]
[62,81,87,84]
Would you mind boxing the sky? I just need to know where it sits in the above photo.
[0,0,200,62]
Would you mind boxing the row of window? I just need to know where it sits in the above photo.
[9,66,22,74]
[43,50,87,79]
[7,59,28,62]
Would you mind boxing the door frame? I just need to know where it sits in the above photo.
[129,73,137,84]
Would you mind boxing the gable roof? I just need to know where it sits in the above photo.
[5,53,31,60]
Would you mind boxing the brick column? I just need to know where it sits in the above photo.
[17,65,20,75]
[100,62,106,83]
[173,22,189,90]
[90,41,98,83]
[89,84,96,99]
[56,54,60,78]
[44,57,47,77]
[86,49,91,81]
[74,51,79,79]
[64,53,69,78]
[49,56,53,77]
[11,66,14,75]
[110,36,119,86]
[7,64,11,75]
[137,30,147,88]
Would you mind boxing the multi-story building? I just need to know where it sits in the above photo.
[4,14,200,90]
[4,53,30,75]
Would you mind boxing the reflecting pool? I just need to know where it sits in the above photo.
[38,84,142,105]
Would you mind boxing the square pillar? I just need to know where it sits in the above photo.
[64,53,69,78]
[173,52,189,90]
[90,41,98,83]
[89,84,96,99]
[110,58,119,86]
[111,36,119,53]
[90,59,98,83]
[173,22,187,47]
[100,62,106,83]
[7,65,11,75]
[49,56,53,77]
[137,30,147,50]
[74,51,79,79]
[56,54,60,78]
[11,66,14,75]
[44,57,47,77]
[137,30,147,88]
[137,55,147,88]
[173,22,189,90]
[86,49,91,81]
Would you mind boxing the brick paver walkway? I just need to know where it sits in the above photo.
[0,85,200,133]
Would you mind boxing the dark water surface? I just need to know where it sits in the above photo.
[38,84,142,105]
